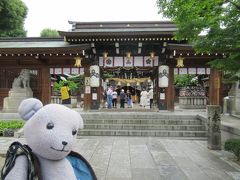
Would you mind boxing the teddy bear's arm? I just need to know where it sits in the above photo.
[4,155,28,180]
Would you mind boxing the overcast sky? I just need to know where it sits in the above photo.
[21,0,165,37]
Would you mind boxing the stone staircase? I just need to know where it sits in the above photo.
[78,112,207,138]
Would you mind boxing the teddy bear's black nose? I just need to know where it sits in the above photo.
[62,141,68,146]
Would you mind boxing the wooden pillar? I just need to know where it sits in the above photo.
[166,67,175,111]
[40,66,51,105]
[209,69,222,105]
[91,87,100,109]
[84,65,91,110]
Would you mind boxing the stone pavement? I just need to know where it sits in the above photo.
[1,137,240,180]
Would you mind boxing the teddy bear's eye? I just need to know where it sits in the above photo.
[72,129,77,135]
[46,122,54,129]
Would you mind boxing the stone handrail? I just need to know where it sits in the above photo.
[51,96,78,108]
[51,96,62,104]
[179,96,207,109]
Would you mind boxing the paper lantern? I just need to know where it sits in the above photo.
[158,65,169,87]
[90,65,100,87]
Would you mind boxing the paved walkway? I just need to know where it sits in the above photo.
[1,137,240,180]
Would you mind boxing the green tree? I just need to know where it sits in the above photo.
[53,75,85,95]
[40,28,60,37]
[54,80,79,93]
[0,0,28,37]
[174,75,198,87]
[157,0,240,77]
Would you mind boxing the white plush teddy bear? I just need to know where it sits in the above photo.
[2,98,96,180]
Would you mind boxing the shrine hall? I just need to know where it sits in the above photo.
[0,21,225,111]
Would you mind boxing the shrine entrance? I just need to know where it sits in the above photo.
[101,66,158,109]
[0,21,225,111]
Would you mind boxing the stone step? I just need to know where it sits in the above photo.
[83,119,203,125]
[78,129,207,137]
[84,124,206,131]
[81,114,197,120]
[78,113,206,137]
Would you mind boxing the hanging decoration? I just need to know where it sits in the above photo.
[90,65,100,87]
[124,52,133,67]
[74,57,82,67]
[126,52,131,60]
[149,52,155,60]
[144,56,153,66]
[176,56,184,67]
[158,65,169,87]
[106,77,150,85]
[117,81,121,86]
[103,52,108,60]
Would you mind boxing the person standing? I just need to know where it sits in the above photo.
[126,90,132,108]
[140,88,148,108]
[149,87,154,109]
[112,89,118,108]
[107,86,113,109]
[60,82,71,104]
[119,89,125,108]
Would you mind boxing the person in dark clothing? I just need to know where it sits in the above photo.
[149,87,154,109]
[119,89,125,108]
[112,89,118,108]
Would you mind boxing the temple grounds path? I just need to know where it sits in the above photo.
[1,137,240,180]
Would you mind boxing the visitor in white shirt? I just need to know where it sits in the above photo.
[112,89,118,108]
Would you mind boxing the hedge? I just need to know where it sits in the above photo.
[0,120,25,136]
[224,138,240,161]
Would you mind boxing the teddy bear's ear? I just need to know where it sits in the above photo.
[18,98,43,121]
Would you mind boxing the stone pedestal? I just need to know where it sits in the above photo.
[223,96,231,115]
[235,90,240,115]
[228,82,240,115]
[207,105,221,150]
[3,88,33,113]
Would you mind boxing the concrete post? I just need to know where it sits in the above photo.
[207,105,221,150]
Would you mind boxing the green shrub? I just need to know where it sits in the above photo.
[224,139,240,161]
[0,120,25,136]
[174,74,198,87]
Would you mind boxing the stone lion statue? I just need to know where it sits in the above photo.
[12,69,30,89]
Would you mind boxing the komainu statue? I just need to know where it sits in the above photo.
[12,69,30,89]
[3,69,33,112]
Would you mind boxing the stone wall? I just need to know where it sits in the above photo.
[197,114,240,147]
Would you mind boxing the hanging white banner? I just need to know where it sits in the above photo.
[144,56,153,67]
[114,56,124,67]
[124,57,133,67]
[104,57,114,67]
[134,56,143,66]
